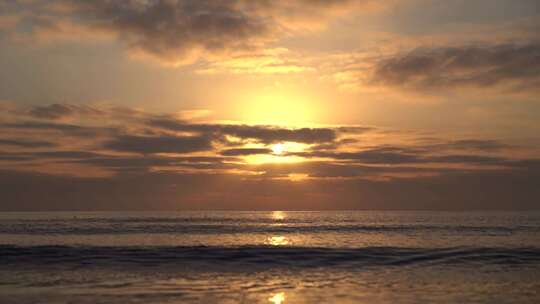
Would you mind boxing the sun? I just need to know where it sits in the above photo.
[271,143,285,155]
[268,292,286,304]
[237,88,320,126]
[244,142,307,164]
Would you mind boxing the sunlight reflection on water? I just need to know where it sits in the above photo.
[267,236,290,246]
[267,212,291,246]
[271,211,286,220]
[1,211,540,303]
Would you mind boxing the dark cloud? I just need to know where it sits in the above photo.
[0,147,237,173]
[103,134,213,154]
[220,125,337,144]
[32,151,104,159]
[2,121,87,132]
[0,151,105,163]
[336,126,374,134]
[148,118,338,144]
[0,152,34,161]
[448,139,510,151]
[293,147,509,165]
[428,154,506,165]
[292,147,423,164]
[303,150,421,164]
[0,138,56,148]
[28,103,103,120]
[371,42,540,91]
[426,139,511,152]
[62,0,273,63]
[0,121,115,138]
[1,0,373,64]
[29,104,74,120]
[68,155,236,172]
[308,138,360,151]
[221,148,272,156]
[1,103,539,210]
[70,156,180,172]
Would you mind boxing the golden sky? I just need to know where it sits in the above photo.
[0,0,539,210]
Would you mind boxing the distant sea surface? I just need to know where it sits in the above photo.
[1,211,539,303]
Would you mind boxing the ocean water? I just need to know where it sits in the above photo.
[0,211,539,303]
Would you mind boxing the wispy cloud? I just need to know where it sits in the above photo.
[0,103,536,179]
[370,42,540,92]
[0,103,539,210]
[0,0,377,66]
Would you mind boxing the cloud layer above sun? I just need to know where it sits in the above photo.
[1,0,373,64]
[1,0,538,109]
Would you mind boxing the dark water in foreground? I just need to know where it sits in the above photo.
[1,211,539,303]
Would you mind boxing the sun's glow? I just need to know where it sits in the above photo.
[271,143,285,155]
[244,142,308,164]
[268,292,286,304]
[238,89,320,126]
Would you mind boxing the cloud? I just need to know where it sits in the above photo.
[1,102,539,210]
[0,138,56,148]
[148,118,338,144]
[0,152,34,161]
[1,0,378,66]
[67,155,237,173]
[0,151,107,163]
[0,121,116,138]
[449,139,512,151]
[219,125,337,144]
[197,48,314,74]
[0,102,538,183]
[2,121,86,131]
[221,148,272,156]
[28,103,76,120]
[370,42,540,91]
[27,103,103,120]
[294,149,422,164]
[32,151,104,159]
[292,147,510,166]
[423,139,512,152]
[74,0,275,65]
[103,134,213,154]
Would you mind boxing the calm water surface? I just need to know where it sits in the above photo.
[1,211,539,303]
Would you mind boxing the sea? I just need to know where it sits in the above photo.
[0,211,539,303]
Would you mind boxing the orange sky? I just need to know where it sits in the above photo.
[0,0,539,210]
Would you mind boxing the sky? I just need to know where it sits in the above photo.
[0,0,539,211]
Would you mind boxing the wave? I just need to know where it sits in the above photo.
[2,245,539,269]
[5,215,539,225]
[1,223,536,235]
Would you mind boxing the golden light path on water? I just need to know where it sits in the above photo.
[267,211,291,246]
[267,212,289,303]
[271,211,286,220]
[267,236,290,246]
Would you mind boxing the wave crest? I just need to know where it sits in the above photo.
[2,245,539,269]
